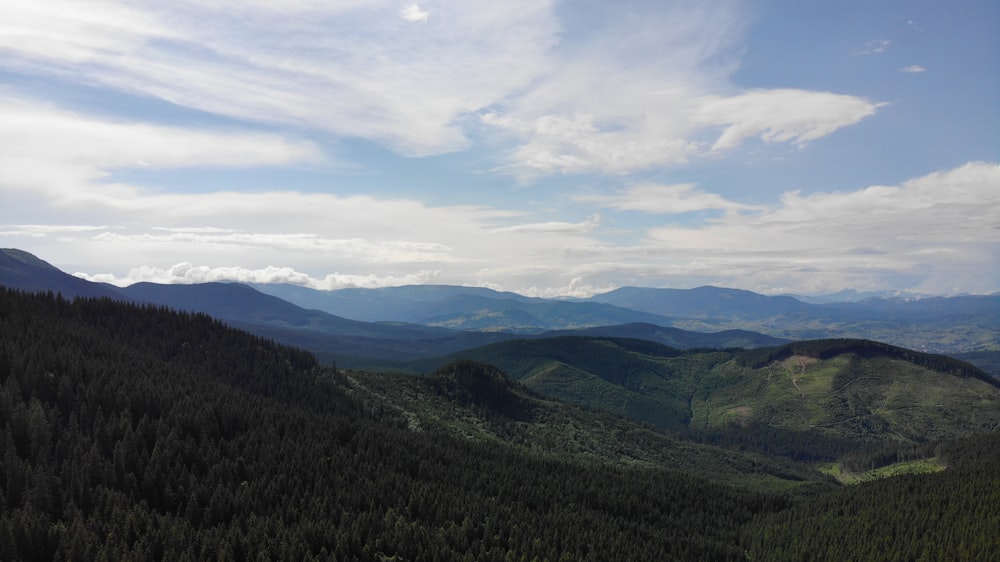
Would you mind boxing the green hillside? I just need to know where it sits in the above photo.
[430,336,1000,461]
[412,337,716,431]
[0,287,800,560]
[695,340,1000,448]
[343,361,825,491]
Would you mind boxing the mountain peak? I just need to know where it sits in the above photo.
[0,248,123,299]
[1,248,61,270]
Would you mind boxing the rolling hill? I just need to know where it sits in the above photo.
[540,322,790,349]
[343,359,825,491]
[420,336,1000,460]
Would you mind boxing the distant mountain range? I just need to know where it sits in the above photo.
[590,286,1000,351]
[0,249,791,367]
[250,282,677,330]
[252,278,999,359]
[1,248,997,374]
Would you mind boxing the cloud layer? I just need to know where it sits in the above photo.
[1,91,995,297]
[1,0,879,175]
[34,160,1000,297]
[2,1,994,298]
[639,162,1000,294]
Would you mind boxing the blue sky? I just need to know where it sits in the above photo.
[1,0,997,297]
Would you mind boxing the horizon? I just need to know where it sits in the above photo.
[2,1,998,298]
[7,244,994,301]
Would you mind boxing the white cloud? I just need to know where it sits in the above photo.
[75,262,439,290]
[151,226,241,234]
[899,65,927,73]
[0,1,879,174]
[855,39,891,55]
[0,0,557,156]
[694,89,883,152]
[20,161,997,297]
[24,163,1000,297]
[0,224,108,235]
[0,93,545,287]
[642,162,1000,294]
[3,2,982,298]
[484,109,703,176]
[0,93,323,199]
[480,0,881,177]
[575,183,761,214]
[4,81,993,296]
[400,4,429,23]
[486,85,881,176]
[91,231,458,263]
[491,215,601,234]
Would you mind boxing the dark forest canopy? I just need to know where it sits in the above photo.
[0,288,998,561]
[0,289,768,560]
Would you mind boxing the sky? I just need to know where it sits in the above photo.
[1,0,998,297]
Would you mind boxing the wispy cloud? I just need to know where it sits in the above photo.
[0,224,108,235]
[0,1,880,176]
[76,263,440,290]
[48,162,1000,297]
[0,93,323,200]
[400,4,429,23]
[641,162,1000,294]
[5,1,984,298]
[854,39,891,55]
[485,85,880,178]
[0,0,558,156]
[575,183,760,214]
[92,231,458,263]
[491,215,601,234]
[10,84,992,296]
[899,65,927,73]
[695,89,884,152]
[481,1,881,177]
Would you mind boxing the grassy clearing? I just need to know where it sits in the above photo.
[819,458,945,484]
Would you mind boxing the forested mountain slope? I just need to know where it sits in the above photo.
[426,337,1000,461]
[0,288,780,560]
[2,288,998,560]
[342,360,824,491]
[741,433,1000,561]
